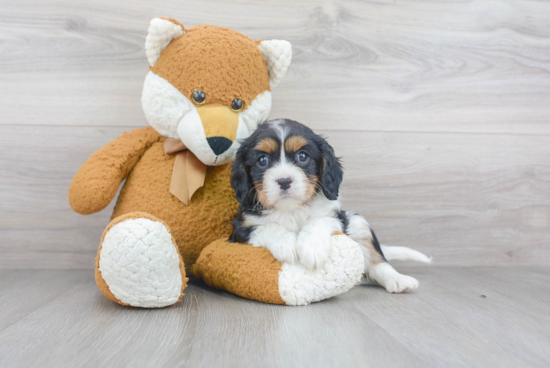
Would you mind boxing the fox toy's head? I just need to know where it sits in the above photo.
[141,18,292,166]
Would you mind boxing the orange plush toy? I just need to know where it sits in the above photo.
[69,18,365,307]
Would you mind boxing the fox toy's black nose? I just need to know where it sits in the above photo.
[207,137,232,155]
[277,177,292,190]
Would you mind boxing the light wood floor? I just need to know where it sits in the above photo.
[0,267,548,368]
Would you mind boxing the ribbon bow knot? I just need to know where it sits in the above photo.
[163,138,208,205]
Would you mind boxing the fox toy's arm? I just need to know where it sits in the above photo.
[69,127,163,215]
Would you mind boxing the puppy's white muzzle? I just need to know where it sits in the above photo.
[263,162,310,208]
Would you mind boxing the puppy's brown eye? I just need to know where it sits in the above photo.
[231,98,243,112]
[296,151,309,163]
[192,90,206,105]
[257,155,269,167]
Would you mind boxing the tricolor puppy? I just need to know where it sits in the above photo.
[230,119,431,293]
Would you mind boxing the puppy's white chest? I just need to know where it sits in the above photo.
[249,197,340,234]
[260,208,311,234]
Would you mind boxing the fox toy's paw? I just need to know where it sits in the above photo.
[95,212,187,308]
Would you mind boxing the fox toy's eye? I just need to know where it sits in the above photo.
[257,155,269,168]
[296,151,309,164]
[231,98,243,112]
[192,90,206,105]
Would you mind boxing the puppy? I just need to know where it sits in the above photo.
[229,119,430,293]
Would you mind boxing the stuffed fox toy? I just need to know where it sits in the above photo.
[69,18,366,307]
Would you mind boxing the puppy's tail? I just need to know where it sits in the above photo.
[381,245,432,264]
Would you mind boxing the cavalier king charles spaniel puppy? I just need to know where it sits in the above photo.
[229,119,430,293]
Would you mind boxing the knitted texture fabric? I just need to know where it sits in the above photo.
[258,40,292,88]
[95,211,188,307]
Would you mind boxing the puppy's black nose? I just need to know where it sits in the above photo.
[277,177,292,190]
[207,137,232,156]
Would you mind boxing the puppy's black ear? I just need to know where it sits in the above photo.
[231,146,252,204]
[318,138,343,200]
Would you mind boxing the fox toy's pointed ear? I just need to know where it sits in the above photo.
[259,40,292,88]
[145,18,185,66]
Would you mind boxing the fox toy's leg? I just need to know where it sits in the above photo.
[189,233,364,306]
[95,212,187,308]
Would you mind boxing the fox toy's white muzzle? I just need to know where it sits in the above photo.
[142,71,272,166]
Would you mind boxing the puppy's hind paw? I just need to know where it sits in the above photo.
[384,274,419,293]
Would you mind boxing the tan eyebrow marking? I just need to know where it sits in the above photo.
[285,135,308,152]
[254,137,279,154]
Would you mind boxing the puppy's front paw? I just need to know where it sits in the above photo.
[266,232,298,265]
[384,274,419,293]
[296,231,331,270]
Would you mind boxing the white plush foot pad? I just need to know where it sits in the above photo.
[278,234,364,306]
[99,218,183,308]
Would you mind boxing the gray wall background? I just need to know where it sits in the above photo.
[1,0,549,268]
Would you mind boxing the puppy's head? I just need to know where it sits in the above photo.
[232,119,343,210]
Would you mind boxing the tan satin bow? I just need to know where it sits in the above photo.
[163,138,207,205]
